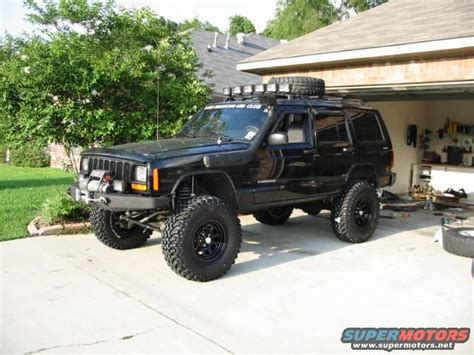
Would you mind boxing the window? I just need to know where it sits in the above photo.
[275,112,310,144]
[315,114,349,144]
[351,111,383,142]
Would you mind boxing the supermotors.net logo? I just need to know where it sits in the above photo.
[341,327,470,352]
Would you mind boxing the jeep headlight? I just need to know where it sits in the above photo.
[81,158,89,172]
[134,166,147,182]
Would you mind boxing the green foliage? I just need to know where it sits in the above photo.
[0,144,7,162]
[0,164,74,240]
[342,0,388,13]
[229,15,256,36]
[9,144,50,168]
[179,17,221,33]
[0,0,212,174]
[263,0,341,40]
[40,194,90,224]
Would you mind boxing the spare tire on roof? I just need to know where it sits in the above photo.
[268,76,325,97]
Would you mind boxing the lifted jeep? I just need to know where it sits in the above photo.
[69,77,396,281]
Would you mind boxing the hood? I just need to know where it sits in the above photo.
[82,137,249,163]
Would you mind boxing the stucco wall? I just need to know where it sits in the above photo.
[370,101,427,194]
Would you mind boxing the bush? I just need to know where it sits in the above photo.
[9,145,50,168]
[0,144,7,163]
[40,195,90,225]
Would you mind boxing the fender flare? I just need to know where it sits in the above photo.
[171,170,239,208]
[345,163,377,183]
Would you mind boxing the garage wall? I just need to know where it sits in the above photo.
[424,100,474,165]
[369,101,427,194]
[369,100,474,194]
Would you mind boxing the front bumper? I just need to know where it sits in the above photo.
[69,184,170,211]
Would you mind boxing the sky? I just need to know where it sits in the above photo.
[0,0,279,35]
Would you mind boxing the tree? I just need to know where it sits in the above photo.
[263,0,341,40]
[342,0,388,13]
[0,0,211,175]
[229,15,256,36]
[179,17,221,33]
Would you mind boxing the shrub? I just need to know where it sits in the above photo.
[10,145,50,168]
[0,144,7,163]
[40,195,90,225]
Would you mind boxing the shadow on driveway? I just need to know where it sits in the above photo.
[139,211,441,278]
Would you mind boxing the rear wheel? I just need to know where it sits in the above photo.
[253,206,293,225]
[162,195,241,281]
[331,181,379,243]
[90,206,151,250]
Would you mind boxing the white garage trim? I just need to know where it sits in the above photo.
[237,37,474,72]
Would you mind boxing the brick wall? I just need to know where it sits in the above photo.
[47,143,83,170]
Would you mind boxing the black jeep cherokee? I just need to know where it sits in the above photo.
[69,77,396,281]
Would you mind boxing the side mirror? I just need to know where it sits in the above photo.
[268,132,288,146]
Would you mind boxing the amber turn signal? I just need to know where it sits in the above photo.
[131,183,147,191]
[153,169,160,191]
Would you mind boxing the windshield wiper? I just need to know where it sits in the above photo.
[194,131,249,144]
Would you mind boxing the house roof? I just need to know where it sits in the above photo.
[238,0,474,72]
[187,28,279,94]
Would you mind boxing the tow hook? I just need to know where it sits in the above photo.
[85,196,108,204]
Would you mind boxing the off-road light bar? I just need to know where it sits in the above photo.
[223,83,293,96]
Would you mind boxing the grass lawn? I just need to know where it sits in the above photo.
[0,164,74,241]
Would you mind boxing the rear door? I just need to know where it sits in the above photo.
[311,108,354,194]
[346,110,388,177]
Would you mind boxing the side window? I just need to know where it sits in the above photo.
[275,112,310,144]
[350,111,384,142]
[315,113,349,146]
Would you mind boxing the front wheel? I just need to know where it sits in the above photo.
[90,206,152,250]
[162,195,242,281]
[331,182,379,243]
[253,206,293,225]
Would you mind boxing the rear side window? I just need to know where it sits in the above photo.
[351,111,383,142]
[315,114,348,143]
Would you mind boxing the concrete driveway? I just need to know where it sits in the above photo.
[1,211,472,354]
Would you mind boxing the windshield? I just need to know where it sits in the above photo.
[180,103,269,142]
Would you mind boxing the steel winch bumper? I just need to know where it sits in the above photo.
[68,183,170,211]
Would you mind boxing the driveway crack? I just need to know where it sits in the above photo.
[26,326,159,354]
[64,259,232,353]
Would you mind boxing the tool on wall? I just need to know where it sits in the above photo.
[407,124,417,147]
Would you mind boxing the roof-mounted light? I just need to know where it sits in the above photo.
[266,83,277,92]
[254,84,266,93]
[232,86,243,95]
[243,85,254,94]
[279,83,291,93]
[223,87,232,96]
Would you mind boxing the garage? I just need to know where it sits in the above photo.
[237,0,474,203]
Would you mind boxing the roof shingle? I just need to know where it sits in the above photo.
[240,0,474,64]
[187,29,279,93]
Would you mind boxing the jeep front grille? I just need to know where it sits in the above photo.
[88,157,133,181]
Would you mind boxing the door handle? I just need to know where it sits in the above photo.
[343,147,355,153]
